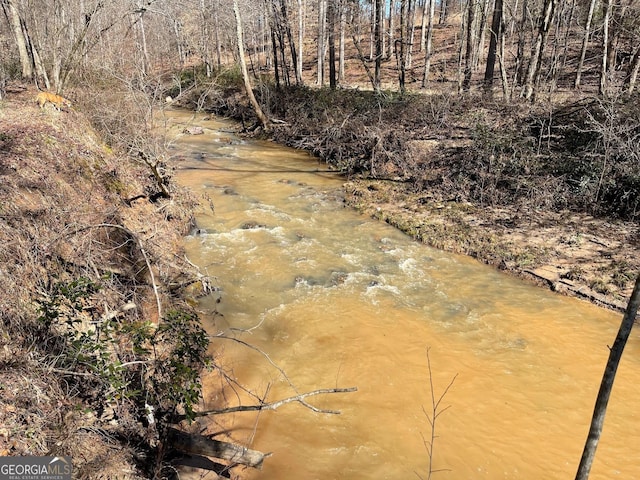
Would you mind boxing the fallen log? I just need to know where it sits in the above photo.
[167,427,268,469]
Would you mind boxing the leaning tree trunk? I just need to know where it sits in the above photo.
[1,0,33,80]
[233,0,271,131]
[575,275,640,480]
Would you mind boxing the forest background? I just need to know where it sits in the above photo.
[0,0,639,477]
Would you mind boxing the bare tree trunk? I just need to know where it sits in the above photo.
[483,0,503,95]
[370,0,375,59]
[270,24,281,87]
[575,275,640,480]
[398,0,407,92]
[1,0,33,79]
[317,0,326,85]
[297,0,305,83]
[599,0,611,96]
[419,0,426,52]
[606,1,630,74]
[439,0,448,24]
[624,44,640,93]
[514,0,529,87]
[327,0,337,88]
[457,0,466,91]
[388,0,395,60]
[498,22,510,99]
[278,0,300,85]
[135,7,150,75]
[339,0,345,81]
[523,0,557,100]
[233,0,270,131]
[474,0,491,69]
[406,0,416,68]
[32,45,50,90]
[374,0,384,89]
[462,0,476,91]
[421,0,435,87]
[555,0,576,82]
[214,0,222,68]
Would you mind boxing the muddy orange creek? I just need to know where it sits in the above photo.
[167,110,640,479]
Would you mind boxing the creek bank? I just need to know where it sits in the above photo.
[0,88,215,477]
[180,84,639,313]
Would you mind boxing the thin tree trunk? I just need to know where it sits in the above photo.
[523,0,557,100]
[271,25,281,87]
[297,0,305,83]
[339,0,345,81]
[599,0,611,96]
[398,0,407,92]
[317,0,326,85]
[421,0,435,87]
[370,0,376,59]
[575,275,640,480]
[498,23,510,99]
[439,0,448,24]
[474,0,490,69]
[279,0,300,85]
[419,0,427,52]
[457,0,467,92]
[462,0,476,91]
[233,0,271,131]
[514,0,528,87]
[575,0,598,88]
[388,0,395,60]
[328,0,337,88]
[624,44,640,93]
[374,0,383,89]
[214,0,222,68]
[407,0,416,68]
[556,0,576,82]
[484,0,503,94]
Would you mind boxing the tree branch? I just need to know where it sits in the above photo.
[175,386,357,421]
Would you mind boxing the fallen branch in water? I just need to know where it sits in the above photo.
[175,386,358,422]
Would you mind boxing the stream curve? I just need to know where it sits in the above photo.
[167,109,640,480]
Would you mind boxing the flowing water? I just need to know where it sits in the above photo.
[167,110,640,479]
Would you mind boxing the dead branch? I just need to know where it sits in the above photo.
[177,386,358,421]
[214,333,298,391]
[167,427,269,469]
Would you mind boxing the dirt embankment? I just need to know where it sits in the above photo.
[185,84,639,314]
[0,88,208,477]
